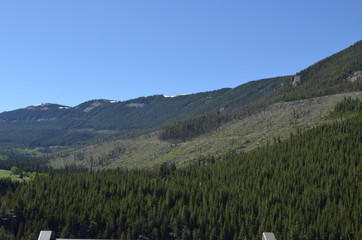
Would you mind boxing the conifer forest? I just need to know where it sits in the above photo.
[0,40,362,240]
[0,102,361,240]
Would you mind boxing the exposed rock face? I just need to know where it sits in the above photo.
[83,102,102,112]
[347,71,362,82]
[126,103,145,108]
[291,75,301,87]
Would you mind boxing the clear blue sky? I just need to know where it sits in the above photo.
[0,0,361,113]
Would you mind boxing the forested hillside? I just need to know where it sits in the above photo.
[50,92,362,170]
[1,41,361,149]
[1,103,361,240]
[0,76,286,148]
[160,40,362,142]
[277,40,362,101]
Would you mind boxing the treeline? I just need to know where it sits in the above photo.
[0,152,49,173]
[160,110,230,141]
[159,100,270,141]
[334,97,362,114]
[0,110,361,239]
[0,150,90,176]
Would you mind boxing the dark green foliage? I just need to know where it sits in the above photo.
[0,151,49,173]
[159,162,176,177]
[334,97,362,114]
[276,40,362,101]
[1,112,361,239]
[0,179,19,196]
[160,110,230,141]
[0,179,19,240]
[0,150,90,176]
[0,124,105,149]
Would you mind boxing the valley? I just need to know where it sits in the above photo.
[0,40,361,240]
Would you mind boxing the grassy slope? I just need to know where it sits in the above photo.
[49,91,362,169]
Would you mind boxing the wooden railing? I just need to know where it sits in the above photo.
[38,230,277,240]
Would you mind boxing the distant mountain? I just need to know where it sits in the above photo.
[0,76,288,130]
[0,40,361,149]
[0,77,288,148]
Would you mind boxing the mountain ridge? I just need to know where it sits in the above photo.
[0,40,361,149]
[0,77,288,148]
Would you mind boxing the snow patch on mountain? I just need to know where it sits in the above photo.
[27,103,51,110]
[163,93,193,98]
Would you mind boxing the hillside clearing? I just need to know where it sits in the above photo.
[49,91,362,170]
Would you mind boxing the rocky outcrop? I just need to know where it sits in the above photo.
[347,71,362,82]
[291,75,301,87]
